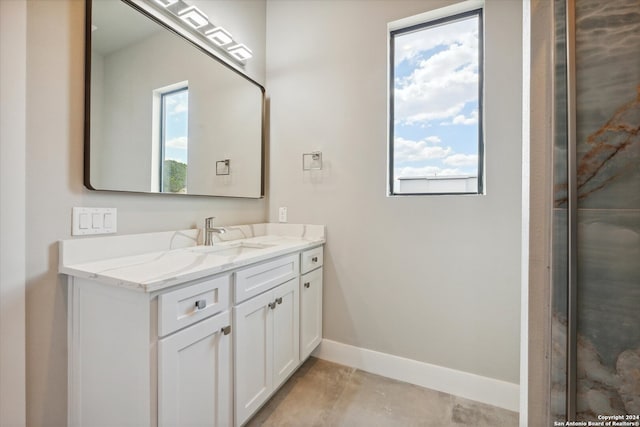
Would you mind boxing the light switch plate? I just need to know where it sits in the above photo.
[72,207,117,236]
[278,207,287,223]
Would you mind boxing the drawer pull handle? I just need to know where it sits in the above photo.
[304,282,310,288]
[221,325,231,336]
[195,300,207,310]
[311,256,318,262]
[268,302,276,310]
[276,297,283,305]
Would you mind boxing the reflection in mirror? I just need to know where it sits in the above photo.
[160,86,189,193]
[87,0,264,198]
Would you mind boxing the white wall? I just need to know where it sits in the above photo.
[24,0,266,425]
[0,0,27,425]
[266,0,523,384]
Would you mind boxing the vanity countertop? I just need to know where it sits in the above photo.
[59,223,325,293]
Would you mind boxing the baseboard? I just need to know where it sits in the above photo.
[312,339,519,412]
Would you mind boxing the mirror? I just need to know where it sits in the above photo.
[86,0,264,198]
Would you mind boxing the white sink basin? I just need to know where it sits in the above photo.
[188,242,275,257]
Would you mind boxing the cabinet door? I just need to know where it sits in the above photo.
[234,290,274,426]
[158,310,232,427]
[300,268,323,360]
[272,278,300,388]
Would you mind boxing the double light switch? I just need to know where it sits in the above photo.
[72,207,117,236]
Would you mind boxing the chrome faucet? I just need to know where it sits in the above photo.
[204,217,227,245]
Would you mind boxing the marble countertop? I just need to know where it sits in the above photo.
[59,223,325,293]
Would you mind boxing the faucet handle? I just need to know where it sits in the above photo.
[204,216,216,228]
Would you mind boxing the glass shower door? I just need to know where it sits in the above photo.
[552,0,640,421]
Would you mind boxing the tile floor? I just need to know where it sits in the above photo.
[246,357,519,427]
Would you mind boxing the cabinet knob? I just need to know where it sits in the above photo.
[304,282,310,288]
[268,302,276,310]
[195,300,207,310]
[221,325,231,335]
[311,256,318,262]
[276,297,283,305]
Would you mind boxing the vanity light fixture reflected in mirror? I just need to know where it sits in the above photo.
[149,0,253,63]
[177,6,209,29]
[228,44,253,62]
[206,27,233,46]
[153,0,179,6]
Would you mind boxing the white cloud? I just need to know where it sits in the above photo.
[395,17,477,63]
[394,18,479,125]
[443,153,478,167]
[442,110,479,126]
[394,137,451,162]
[453,110,478,125]
[166,95,188,114]
[395,165,465,178]
[425,136,442,144]
[166,136,187,149]
[172,102,188,114]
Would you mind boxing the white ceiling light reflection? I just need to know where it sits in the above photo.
[153,0,179,7]
[177,6,208,29]
[146,0,252,63]
[205,27,233,46]
[227,44,253,61]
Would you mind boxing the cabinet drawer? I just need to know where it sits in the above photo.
[234,254,298,304]
[301,246,323,274]
[158,275,230,337]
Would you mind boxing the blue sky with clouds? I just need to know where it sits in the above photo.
[163,89,189,164]
[393,14,480,184]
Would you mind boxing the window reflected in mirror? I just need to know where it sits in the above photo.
[160,86,189,193]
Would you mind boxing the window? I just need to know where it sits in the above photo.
[160,87,189,193]
[389,8,483,195]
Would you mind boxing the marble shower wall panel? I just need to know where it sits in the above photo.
[577,211,640,369]
[553,0,568,208]
[573,0,640,209]
[573,0,640,419]
[552,210,568,319]
[575,210,640,418]
[551,209,568,420]
[551,0,568,420]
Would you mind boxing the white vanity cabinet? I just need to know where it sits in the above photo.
[158,312,232,427]
[299,246,324,359]
[233,257,300,426]
[157,276,232,427]
[66,274,232,427]
[300,265,323,360]
[233,247,323,426]
[61,225,326,427]
[158,311,231,427]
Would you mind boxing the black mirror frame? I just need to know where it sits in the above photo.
[83,0,266,198]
